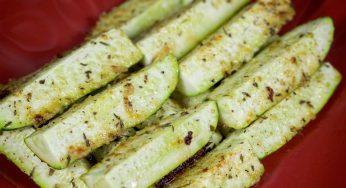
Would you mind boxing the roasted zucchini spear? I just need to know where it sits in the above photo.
[177,0,294,96]
[0,29,143,130]
[25,55,178,169]
[0,128,90,188]
[219,63,341,159]
[90,0,194,39]
[81,101,218,188]
[137,0,250,65]
[168,140,264,188]
[208,17,334,130]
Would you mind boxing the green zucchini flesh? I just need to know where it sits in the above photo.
[25,55,178,169]
[81,101,218,188]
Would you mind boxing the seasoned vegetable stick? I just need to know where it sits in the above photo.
[177,0,294,96]
[168,140,264,188]
[137,0,250,65]
[0,29,143,130]
[25,55,178,169]
[219,63,341,159]
[82,101,218,188]
[208,17,334,130]
[90,0,195,39]
[0,128,90,188]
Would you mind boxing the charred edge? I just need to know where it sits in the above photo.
[86,154,97,165]
[155,145,210,188]
[0,89,10,100]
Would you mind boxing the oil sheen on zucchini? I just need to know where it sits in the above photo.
[0,29,143,130]
[25,55,178,169]
[219,63,341,159]
[137,0,250,65]
[208,17,334,130]
[168,140,264,188]
[0,128,90,188]
[90,0,194,39]
[177,0,294,96]
[81,101,218,188]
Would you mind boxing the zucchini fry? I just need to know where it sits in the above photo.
[82,101,218,188]
[25,55,178,169]
[219,63,341,159]
[208,17,334,130]
[0,128,90,188]
[0,29,143,130]
[137,0,250,65]
[177,0,294,96]
[90,0,195,39]
[168,140,264,188]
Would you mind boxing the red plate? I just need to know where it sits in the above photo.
[0,0,345,187]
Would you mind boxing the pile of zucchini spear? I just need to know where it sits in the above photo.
[0,0,341,187]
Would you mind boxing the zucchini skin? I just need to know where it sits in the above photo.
[0,128,89,188]
[168,140,264,188]
[219,63,341,159]
[25,55,179,169]
[0,29,143,130]
[90,0,195,39]
[81,101,218,188]
[137,0,250,65]
[177,0,295,96]
[208,17,334,130]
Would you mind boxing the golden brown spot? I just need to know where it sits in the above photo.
[154,45,171,63]
[291,57,297,64]
[68,145,87,157]
[111,65,128,73]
